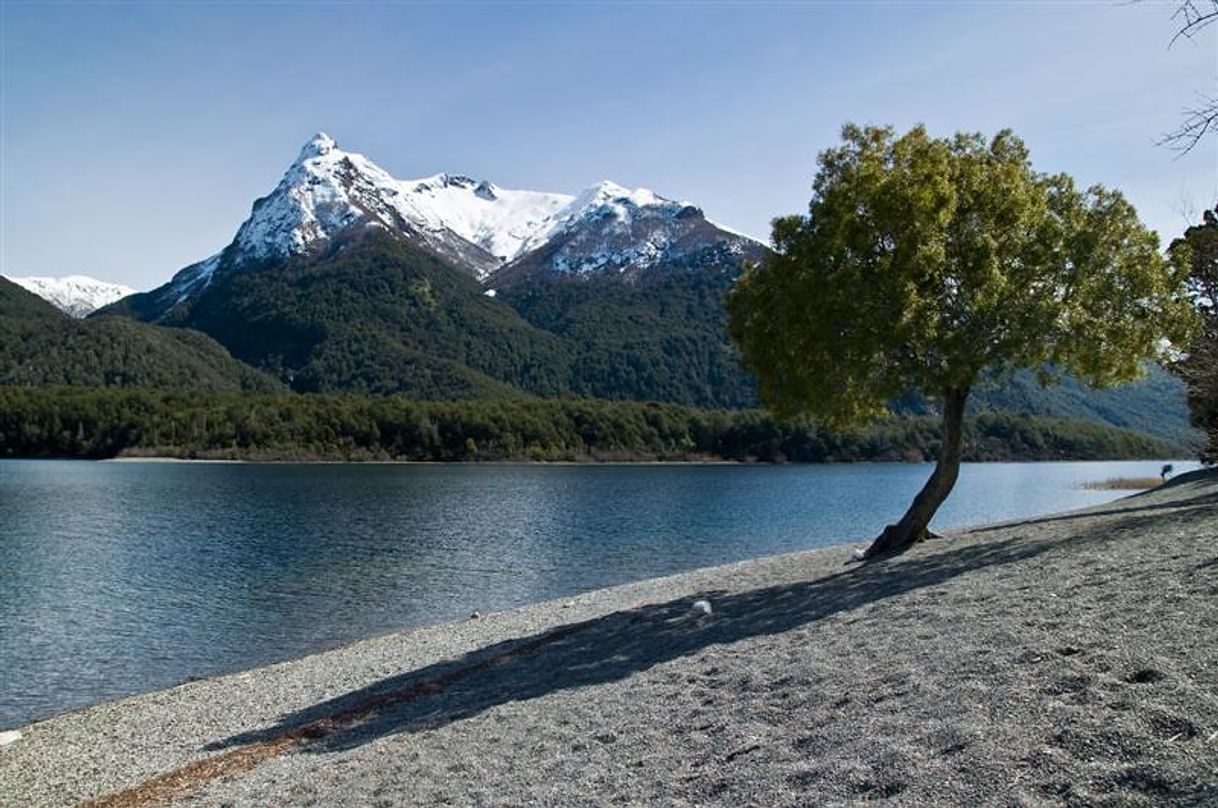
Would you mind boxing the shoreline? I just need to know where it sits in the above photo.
[3,470,1216,806]
[99,456,741,466]
[86,455,1201,467]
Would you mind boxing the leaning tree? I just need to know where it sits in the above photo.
[728,124,1198,559]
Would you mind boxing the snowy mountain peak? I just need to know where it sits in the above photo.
[298,132,337,161]
[147,133,763,311]
[232,134,399,262]
[5,274,136,317]
[576,180,677,210]
[549,181,695,236]
[486,179,761,283]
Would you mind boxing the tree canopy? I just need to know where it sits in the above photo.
[1170,204,1218,461]
[728,124,1198,556]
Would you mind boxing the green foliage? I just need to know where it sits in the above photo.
[497,252,756,408]
[0,386,1183,462]
[0,278,281,393]
[1170,204,1218,461]
[728,124,1199,426]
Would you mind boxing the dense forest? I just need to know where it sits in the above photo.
[106,232,575,398]
[0,278,280,393]
[0,387,1183,462]
[495,253,755,408]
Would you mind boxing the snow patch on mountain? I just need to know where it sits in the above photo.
[567,180,680,215]
[406,173,572,261]
[5,275,136,317]
[167,254,223,304]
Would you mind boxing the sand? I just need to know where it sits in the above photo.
[2,470,1216,807]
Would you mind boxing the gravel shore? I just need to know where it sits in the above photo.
[3,470,1217,807]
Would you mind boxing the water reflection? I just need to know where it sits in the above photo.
[0,458,1196,728]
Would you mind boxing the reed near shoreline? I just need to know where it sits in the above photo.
[1080,476,1165,490]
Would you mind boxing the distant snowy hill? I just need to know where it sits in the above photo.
[126,133,763,321]
[4,275,135,317]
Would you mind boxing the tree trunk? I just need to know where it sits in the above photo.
[864,386,969,559]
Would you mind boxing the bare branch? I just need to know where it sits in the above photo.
[1158,93,1218,155]
[1156,3,1218,154]
[1169,0,1218,46]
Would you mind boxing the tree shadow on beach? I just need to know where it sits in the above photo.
[205,485,1216,757]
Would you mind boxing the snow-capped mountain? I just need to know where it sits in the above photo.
[487,179,763,285]
[5,275,136,317]
[147,133,763,314]
[226,133,573,279]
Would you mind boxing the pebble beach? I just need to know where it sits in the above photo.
[3,470,1216,807]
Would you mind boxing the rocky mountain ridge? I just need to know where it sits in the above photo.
[131,133,763,321]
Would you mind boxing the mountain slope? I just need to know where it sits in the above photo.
[968,365,1195,447]
[0,278,280,392]
[496,247,762,408]
[109,230,572,398]
[5,275,136,317]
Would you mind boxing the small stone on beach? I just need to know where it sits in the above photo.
[692,599,712,616]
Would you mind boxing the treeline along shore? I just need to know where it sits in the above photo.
[0,387,1185,462]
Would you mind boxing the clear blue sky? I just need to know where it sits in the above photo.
[3,1,1215,289]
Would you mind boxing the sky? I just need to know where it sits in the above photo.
[3,1,1216,290]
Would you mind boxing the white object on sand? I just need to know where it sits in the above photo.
[852,547,867,561]
[692,599,712,617]
[0,730,21,748]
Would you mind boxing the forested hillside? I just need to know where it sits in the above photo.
[494,247,755,408]
[0,278,280,392]
[107,230,573,398]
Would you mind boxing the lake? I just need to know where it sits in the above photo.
[0,458,1197,730]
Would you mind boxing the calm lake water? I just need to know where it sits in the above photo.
[0,458,1197,729]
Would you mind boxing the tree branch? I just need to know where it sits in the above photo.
[1158,93,1218,155]
[1159,2,1218,154]
[1169,0,1218,46]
